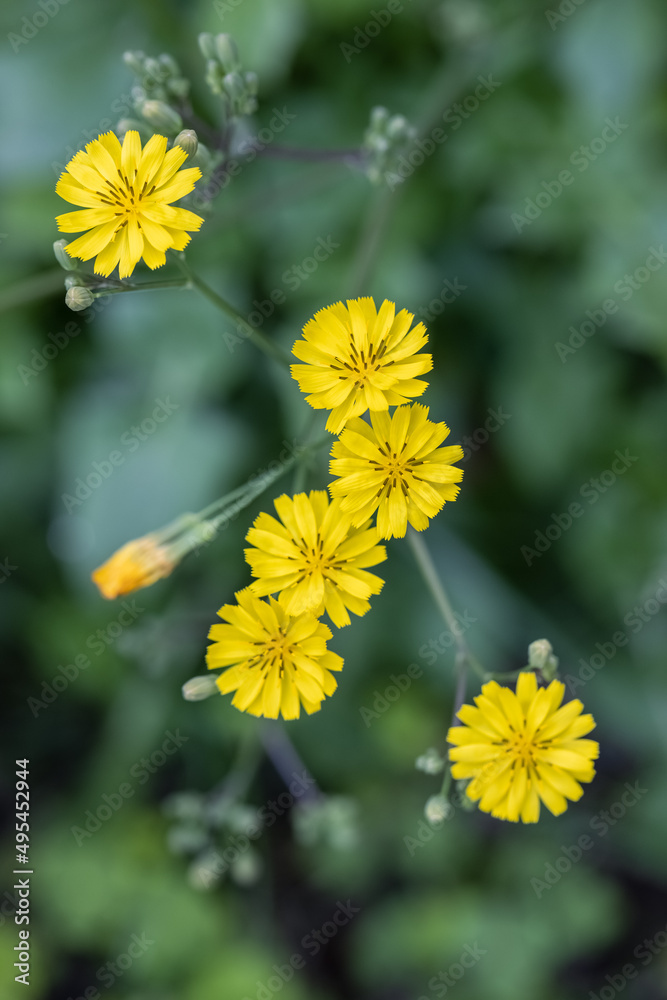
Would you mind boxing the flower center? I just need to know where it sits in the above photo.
[293,533,345,583]
[369,443,419,495]
[331,342,388,386]
[97,169,157,222]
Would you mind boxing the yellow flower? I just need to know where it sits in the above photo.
[56,130,203,279]
[244,490,387,628]
[92,536,174,599]
[447,673,599,823]
[329,404,463,539]
[206,590,343,720]
[291,297,433,434]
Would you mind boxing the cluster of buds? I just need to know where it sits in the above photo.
[198,33,258,120]
[121,50,190,137]
[163,793,263,889]
[292,796,360,851]
[53,242,102,310]
[361,106,416,184]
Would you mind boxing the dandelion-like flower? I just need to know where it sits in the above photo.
[92,536,175,599]
[55,130,203,278]
[291,298,433,434]
[244,491,387,628]
[329,404,463,539]
[206,590,343,720]
[447,673,599,823]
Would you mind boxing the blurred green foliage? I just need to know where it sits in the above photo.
[2,0,667,998]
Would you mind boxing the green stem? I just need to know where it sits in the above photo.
[173,255,292,368]
[200,435,331,533]
[349,185,395,296]
[439,763,453,799]
[407,527,485,680]
[96,277,191,295]
[206,725,262,817]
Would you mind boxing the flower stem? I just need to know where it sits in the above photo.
[95,277,191,295]
[406,527,485,681]
[172,255,292,368]
[259,720,320,802]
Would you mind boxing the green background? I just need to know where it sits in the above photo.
[2,0,667,998]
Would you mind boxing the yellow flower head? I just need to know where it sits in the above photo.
[244,490,387,628]
[291,297,433,434]
[206,590,343,720]
[92,536,175,599]
[447,673,599,824]
[56,130,203,279]
[329,404,463,539]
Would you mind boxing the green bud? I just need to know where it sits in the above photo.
[230,849,262,886]
[387,115,410,140]
[205,59,224,96]
[167,77,190,99]
[415,748,446,775]
[214,33,240,73]
[123,50,146,76]
[143,57,164,83]
[244,71,259,96]
[222,71,245,104]
[181,674,219,701]
[527,639,559,679]
[53,239,77,271]
[140,100,183,134]
[425,794,453,824]
[173,129,198,160]
[198,32,217,61]
[162,791,205,821]
[226,804,259,834]
[370,106,389,128]
[65,286,95,311]
[158,52,180,77]
[188,849,225,891]
[166,823,209,855]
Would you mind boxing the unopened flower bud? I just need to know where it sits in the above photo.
[188,850,225,891]
[425,795,453,825]
[123,50,146,75]
[387,115,410,139]
[158,52,180,77]
[92,535,175,599]
[65,286,95,311]
[53,239,77,271]
[215,33,240,72]
[143,57,164,83]
[174,129,198,160]
[140,99,183,134]
[167,77,190,99]
[198,32,217,61]
[231,849,262,886]
[182,675,219,702]
[222,71,245,104]
[415,748,446,775]
[527,639,559,679]
[370,106,389,128]
[167,824,208,855]
[244,71,259,96]
[205,59,224,95]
